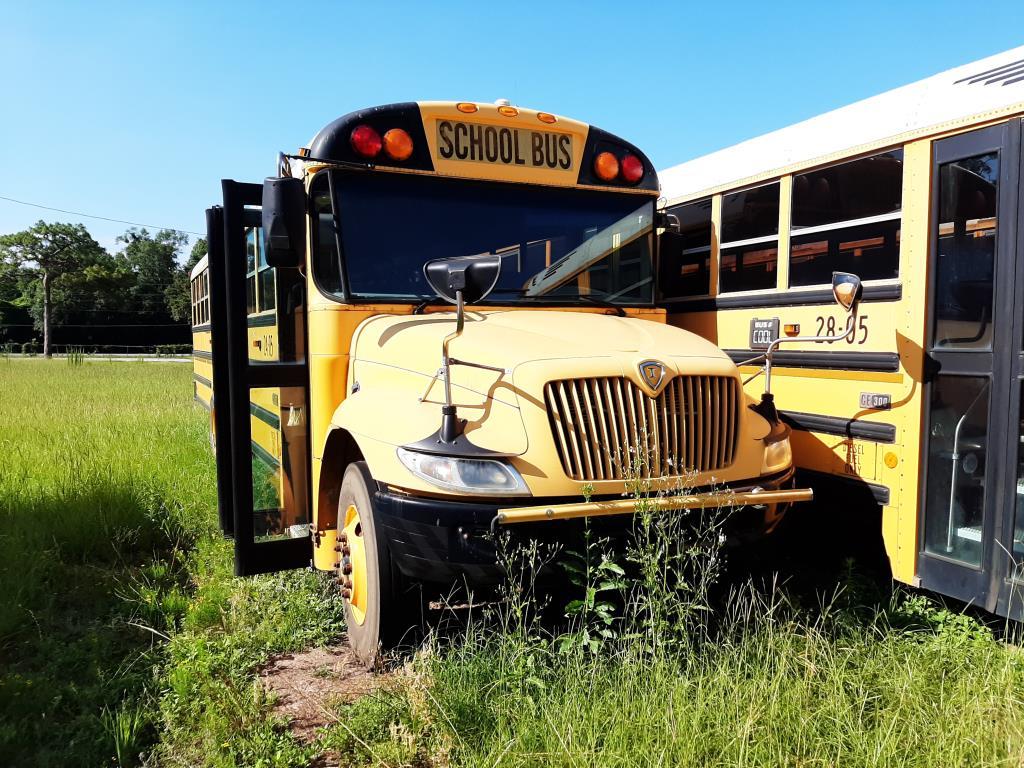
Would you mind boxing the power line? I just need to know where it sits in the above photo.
[0,194,204,237]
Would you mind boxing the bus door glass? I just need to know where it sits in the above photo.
[920,120,1021,610]
[211,181,311,576]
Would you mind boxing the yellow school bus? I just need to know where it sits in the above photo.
[202,100,813,665]
[659,46,1024,616]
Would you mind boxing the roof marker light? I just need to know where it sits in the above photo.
[383,128,414,161]
[457,102,478,113]
[537,112,557,124]
[498,105,518,117]
[350,124,382,158]
[620,153,644,184]
[593,151,619,181]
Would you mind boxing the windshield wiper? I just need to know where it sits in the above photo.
[576,294,626,317]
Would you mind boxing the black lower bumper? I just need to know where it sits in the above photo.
[374,468,798,585]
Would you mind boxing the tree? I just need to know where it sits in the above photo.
[0,221,106,357]
[115,228,189,319]
[165,237,207,323]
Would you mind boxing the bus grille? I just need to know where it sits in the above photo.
[544,375,740,481]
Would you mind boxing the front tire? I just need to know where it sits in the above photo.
[337,461,422,668]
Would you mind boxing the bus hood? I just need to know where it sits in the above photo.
[349,309,734,408]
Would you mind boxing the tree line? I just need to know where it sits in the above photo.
[0,220,206,356]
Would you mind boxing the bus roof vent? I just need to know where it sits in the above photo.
[953,57,1024,87]
[494,98,511,106]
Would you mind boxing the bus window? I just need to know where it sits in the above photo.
[659,198,712,298]
[245,228,258,316]
[933,153,998,350]
[257,231,276,312]
[312,174,343,295]
[923,376,990,566]
[720,182,779,292]
[789,150,903,287]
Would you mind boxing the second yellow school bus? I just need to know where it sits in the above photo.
[198,99,814,665]
[659,46,1024,616]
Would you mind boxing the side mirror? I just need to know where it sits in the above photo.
[262,177,306,269]
[655,210,681,234]
[832,271,862,312]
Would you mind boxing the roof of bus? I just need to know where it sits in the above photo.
[660,46,1024,204]
[190,253,208,280]
[292,100,660,193]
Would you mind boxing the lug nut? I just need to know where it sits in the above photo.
[342,545,351,556]
[342,563,353,575]
[342,588,351,599]
[334,543,342,552]
[344,578,353,589]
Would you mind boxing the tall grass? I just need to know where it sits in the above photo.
[320,470,1024,767]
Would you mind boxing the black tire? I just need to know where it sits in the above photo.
[338,461,422,668]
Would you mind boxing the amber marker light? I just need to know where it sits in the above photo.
[350,124,382,158]
[537,112,557,124]
[456,102,478,113]
[383,128,414,160]
[884,452,899,469]
[593,151,619,181]
[498,105,518,117]
[784,323,800,336]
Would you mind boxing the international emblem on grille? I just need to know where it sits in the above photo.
[638,360,667,394]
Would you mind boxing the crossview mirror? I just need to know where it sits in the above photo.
[261,177,306,269]
[832,271,862,312]
[423,253,502,305]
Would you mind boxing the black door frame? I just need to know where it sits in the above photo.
[211,180,311,576]
[995,118,1024,617]
[918,119,1021,612]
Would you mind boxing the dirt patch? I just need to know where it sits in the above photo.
[260,642,381,744]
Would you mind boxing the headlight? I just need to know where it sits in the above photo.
[396,447,530,496]
[760,435,792,474]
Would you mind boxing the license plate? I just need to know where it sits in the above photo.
[435,120,573,170]
[750,318,779,350]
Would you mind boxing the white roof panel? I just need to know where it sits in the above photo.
[661,47,1024,202]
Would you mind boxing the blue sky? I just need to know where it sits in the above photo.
[1,1,1022,257]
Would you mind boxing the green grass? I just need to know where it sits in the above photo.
[3,358,1024,767]
[0,360,341,767]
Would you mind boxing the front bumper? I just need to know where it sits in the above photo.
[374,467,808,584]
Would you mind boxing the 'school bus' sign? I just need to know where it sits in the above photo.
[436,120,573,169]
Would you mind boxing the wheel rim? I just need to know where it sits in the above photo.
[341,503,368,626]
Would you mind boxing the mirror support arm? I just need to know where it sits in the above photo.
[439,290,466,443]
[763,303,859,394]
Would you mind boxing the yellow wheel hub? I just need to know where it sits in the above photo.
[341,503,368,626]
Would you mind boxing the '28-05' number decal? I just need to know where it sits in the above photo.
[815,315,868,344]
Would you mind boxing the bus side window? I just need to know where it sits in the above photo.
[256,229,276,312]
[312,173,343,294]
[245,228,258,316]
[789,149,903,287]
[720,182,779,293]
[660,198,712,299]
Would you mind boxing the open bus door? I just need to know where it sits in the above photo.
[207,179,311,576]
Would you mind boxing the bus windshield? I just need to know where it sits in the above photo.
[319,170,655,305]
